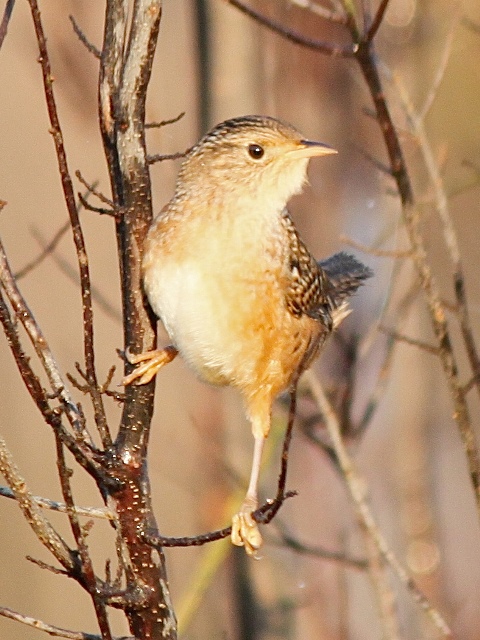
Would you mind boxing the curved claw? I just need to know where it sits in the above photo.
[231,497,262,558]
[121,345,178,386]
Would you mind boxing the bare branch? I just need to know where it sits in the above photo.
[69,14,101,59]
[379,325,440,355]
[271,521,368,570]
[145,111,185,128]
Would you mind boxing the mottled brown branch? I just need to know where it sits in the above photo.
[98,2,178,638]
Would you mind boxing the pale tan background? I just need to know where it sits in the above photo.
[1,1,480,639]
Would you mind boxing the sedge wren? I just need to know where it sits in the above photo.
[124,115,372,556]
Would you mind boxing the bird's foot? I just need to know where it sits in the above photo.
[121,345,178,386]
[231,496,262,558]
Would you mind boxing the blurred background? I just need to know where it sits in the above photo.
[1,1,480,638]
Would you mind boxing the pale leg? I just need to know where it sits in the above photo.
[231,434,265,557]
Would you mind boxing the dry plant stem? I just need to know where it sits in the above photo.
[27,0,111,447]
[99,2,177,638]
[0,436,74,571]
[305,371,453,638]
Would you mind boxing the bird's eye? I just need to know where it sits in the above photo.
[248,144,265,160]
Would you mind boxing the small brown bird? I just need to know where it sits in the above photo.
[124,115,372,556]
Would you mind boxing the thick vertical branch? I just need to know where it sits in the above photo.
[98,2,177,639]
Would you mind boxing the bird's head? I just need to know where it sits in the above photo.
[176,115,337,212]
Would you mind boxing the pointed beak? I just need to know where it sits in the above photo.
[286,140,338,160]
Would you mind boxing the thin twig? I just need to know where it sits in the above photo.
[272,521,368,570]
[0,485,114,519]
[0,606,110,640]
[75,171,114,207]
[144,388,300,548]
[145,111,185,128]
[305,370,452,638]
[339,235,411,258]
[147,151,187,164]
[0,0,15,50]
[379,326,440,355]
[15,183,100,280]
[366,0,389,42]
[69,14,101,59]
[389,36,480,405]
[0,290,110,482]
[14,220,70,280]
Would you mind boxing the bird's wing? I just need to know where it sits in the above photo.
[281,211,334,328]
